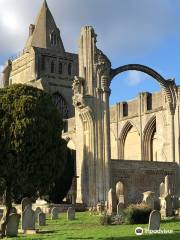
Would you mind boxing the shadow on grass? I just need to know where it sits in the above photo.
[98,232,180,240]
[38,230,57,234]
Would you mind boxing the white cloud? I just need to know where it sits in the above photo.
[0,0,180,58]
[125,71,146,86]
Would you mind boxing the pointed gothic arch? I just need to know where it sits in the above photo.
[119,121,140,159]
[110,64,177,112]
[142,115,156,161]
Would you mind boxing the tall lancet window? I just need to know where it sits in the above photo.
[50,31,59,46]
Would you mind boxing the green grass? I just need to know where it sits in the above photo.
[5,212,180,240]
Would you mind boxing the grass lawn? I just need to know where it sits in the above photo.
[6,212,180,240]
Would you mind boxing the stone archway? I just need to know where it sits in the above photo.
[110,63,177,163]
[110,64,176,109]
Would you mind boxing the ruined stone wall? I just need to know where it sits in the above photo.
[111,160,177,207]
[110,90,172,162]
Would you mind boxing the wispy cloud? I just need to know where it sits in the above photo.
[124,71,147,86]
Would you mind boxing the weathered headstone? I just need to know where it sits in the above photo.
[96,202,104,214]
[35,207,42,221]
[51,207,59,220]
[67,207,75,220]
[6,213,21,237]
[107,188,116,215]
[21,197,32,214]
[116,181,124,203]
[22,205,35,230]
[142,191,155,209]
[117,202,124,216]
[160,182,165,197]
[148,210,161,230]
[159,194,173,217]
[38,212,46,226]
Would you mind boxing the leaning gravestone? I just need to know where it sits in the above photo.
[51,207,59,220]
[22,205,35,230]
[38,212,46,226]
[6,213,21,237]
[148,210,161,230]
[35,207,42,221]
[67,207,75,220]
[21,197,32,214]
[117,202,125,216]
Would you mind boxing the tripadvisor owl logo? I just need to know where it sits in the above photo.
[135,227,143,235]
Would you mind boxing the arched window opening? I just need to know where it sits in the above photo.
[124,126,141,160]
[50,31,59,46]
[51,61,55,73]
[68,63,72,75]
[142,116,156,161]
[52,92,69,119]
[59,62,63,74]
[150,128,157,161]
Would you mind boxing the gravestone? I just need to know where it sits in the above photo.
[117,202,125,216]
[10,207,17,214]
[159,194,173,217]
[22,205,35,230]
[21,197,32,214]
[67,207,75,220]
[51,207,59,220]
[6,213,21,237]
[35,207,42,221]
[107,188,116,215]
[96,202,104,214]
[148,210,161,230]
[142,191,155,209]
[38,212,46,226]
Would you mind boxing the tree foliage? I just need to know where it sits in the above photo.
[0,84,67,235]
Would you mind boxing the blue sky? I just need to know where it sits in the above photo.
[0,0,180,105]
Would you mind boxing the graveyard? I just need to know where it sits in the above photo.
[2,211,180,240]
[0,0,180,239]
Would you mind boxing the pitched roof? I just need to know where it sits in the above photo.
[25,0,65,54]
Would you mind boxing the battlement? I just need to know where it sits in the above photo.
[110,90,165,122]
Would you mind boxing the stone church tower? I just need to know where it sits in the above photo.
[3,0,78,118]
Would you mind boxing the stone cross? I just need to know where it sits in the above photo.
[67,207,75,220]
[51,207,59,220]
[148,210,161,230]
[22,205,35,231]
[38,212,46,226]
[107,188,117,215]
[6,213,21,237]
